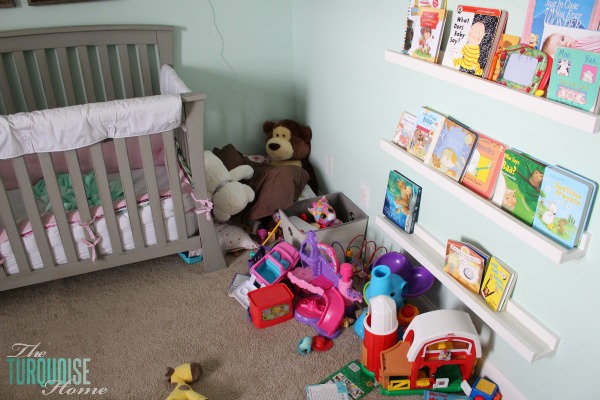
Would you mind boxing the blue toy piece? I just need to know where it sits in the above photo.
[354,265,407,339]
[297,336,313,355]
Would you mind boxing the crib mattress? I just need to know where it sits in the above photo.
[1,166,199,275]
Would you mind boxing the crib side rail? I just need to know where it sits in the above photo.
[0,25,174,114]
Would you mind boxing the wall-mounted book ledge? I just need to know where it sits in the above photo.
[376,214,560,363]
[381,139,591,264]
[384,49,600,134]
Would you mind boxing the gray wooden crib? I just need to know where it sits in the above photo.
[0,25,226,291]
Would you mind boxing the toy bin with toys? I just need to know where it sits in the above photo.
[279,192,368,262]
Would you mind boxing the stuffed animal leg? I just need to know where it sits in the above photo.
[165,362,207,400]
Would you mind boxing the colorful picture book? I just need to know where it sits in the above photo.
[480,256,517,311]
[442,5,508,78]
[407,106,446,161]
[489,33,521,81]
[444,239,488,294]
[533,165,597,249]
[547,46,600,112]
[491,149,547,226]
[392,111,417,149]
[383,170,422,234]
[403,0,447,54]
[424,117,478,182]
[541,23,600,59]
[462,134,507,199]
[319,360,375,400]
[408,6,447,63]
[523,0,600,50]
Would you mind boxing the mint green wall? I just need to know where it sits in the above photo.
[0,0,295,153]
[292,1,599,399]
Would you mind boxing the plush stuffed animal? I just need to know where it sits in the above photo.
[263,119,318,194]
[165,362,207,400]
[308,196,342,228]
[204,150,255,222]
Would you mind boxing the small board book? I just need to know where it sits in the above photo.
[383,170,422,234]
[407,106,446,161]
[444,239,487,294]
[533,165,597,248]
[541,23,600,59]
[442,5,508,78]
[480,256,517,311]
[489,33,521,81]
[392,111,417,149]
[403,0,447,54]
[462,134,506,199]
[319,360,375,400]
[424,390,472,400]
[424,117,478,182]
[492,149,547,226]
[306,382,349,400]
[523,0,600,50]
[408,6,447,63]
[546,46,600,112]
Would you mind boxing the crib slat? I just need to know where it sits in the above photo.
[90,143,123,255]
[12,52,37,111]
[65,150,95,260]
[34,49,58,110]
[139,135,167,245]
[38,153,78,264]
[56,47,77,106]
[75,45,96,104]
[12,157,55,269]
[114,138,145,250]
[0,178,32,274]
[97,45,116,101]
[163,131,187,241]
[137,44,153,96]
[0,55,17,114]
[116,44,135,98]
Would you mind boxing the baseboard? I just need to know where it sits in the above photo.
[410,295,527,400]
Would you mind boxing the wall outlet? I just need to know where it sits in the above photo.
[325,153,333,176]
[360,182,369,209]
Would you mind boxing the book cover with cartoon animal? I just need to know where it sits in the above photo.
[462,133,507,199]
[382,170,422,234]
[441,5,508,78]
[424,117,478,182]
[407,106,446,161]
[402,0,447,55]
[489,33,521,81]
[491,149,547,226]
[532,165,597,248]
[408,6,447,63]
[480,256,517,311]
[547,46,600,112]
[523,0,599,50]
[444,239,487,294]
[392,111,417,149]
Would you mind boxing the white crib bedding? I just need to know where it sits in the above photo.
[0,166,199,275]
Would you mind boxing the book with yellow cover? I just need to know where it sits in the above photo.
[480,256,517,311]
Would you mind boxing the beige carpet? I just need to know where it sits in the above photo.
[0,251,424,400]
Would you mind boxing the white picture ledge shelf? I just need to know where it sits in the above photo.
[384,49,600,134]
[381,139,591,264]
[376,215,560,363]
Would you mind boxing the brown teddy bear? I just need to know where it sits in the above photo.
[263,119,318,194]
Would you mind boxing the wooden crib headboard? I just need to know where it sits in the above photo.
[0,25,174,114]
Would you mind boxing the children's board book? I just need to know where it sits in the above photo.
[480,256,517,311]
[462,134,506,199]
[392,111,417,149]
[424,117,478,182]
[319,360,375,400]
[403,0,447,54]
[383,170,422,234]
[541,23,600,60]
[408,6,448,63]
[306,382,349,400]
[489,33,521,81]
[491,149,547,226]
[522,0,600,50]
[407,106,446,161]
[442,5,508,78]
[444,239,487,294]
[546,46,600,112]
[533,165,597,248]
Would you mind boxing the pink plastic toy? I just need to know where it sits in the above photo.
[250,241,300,286]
